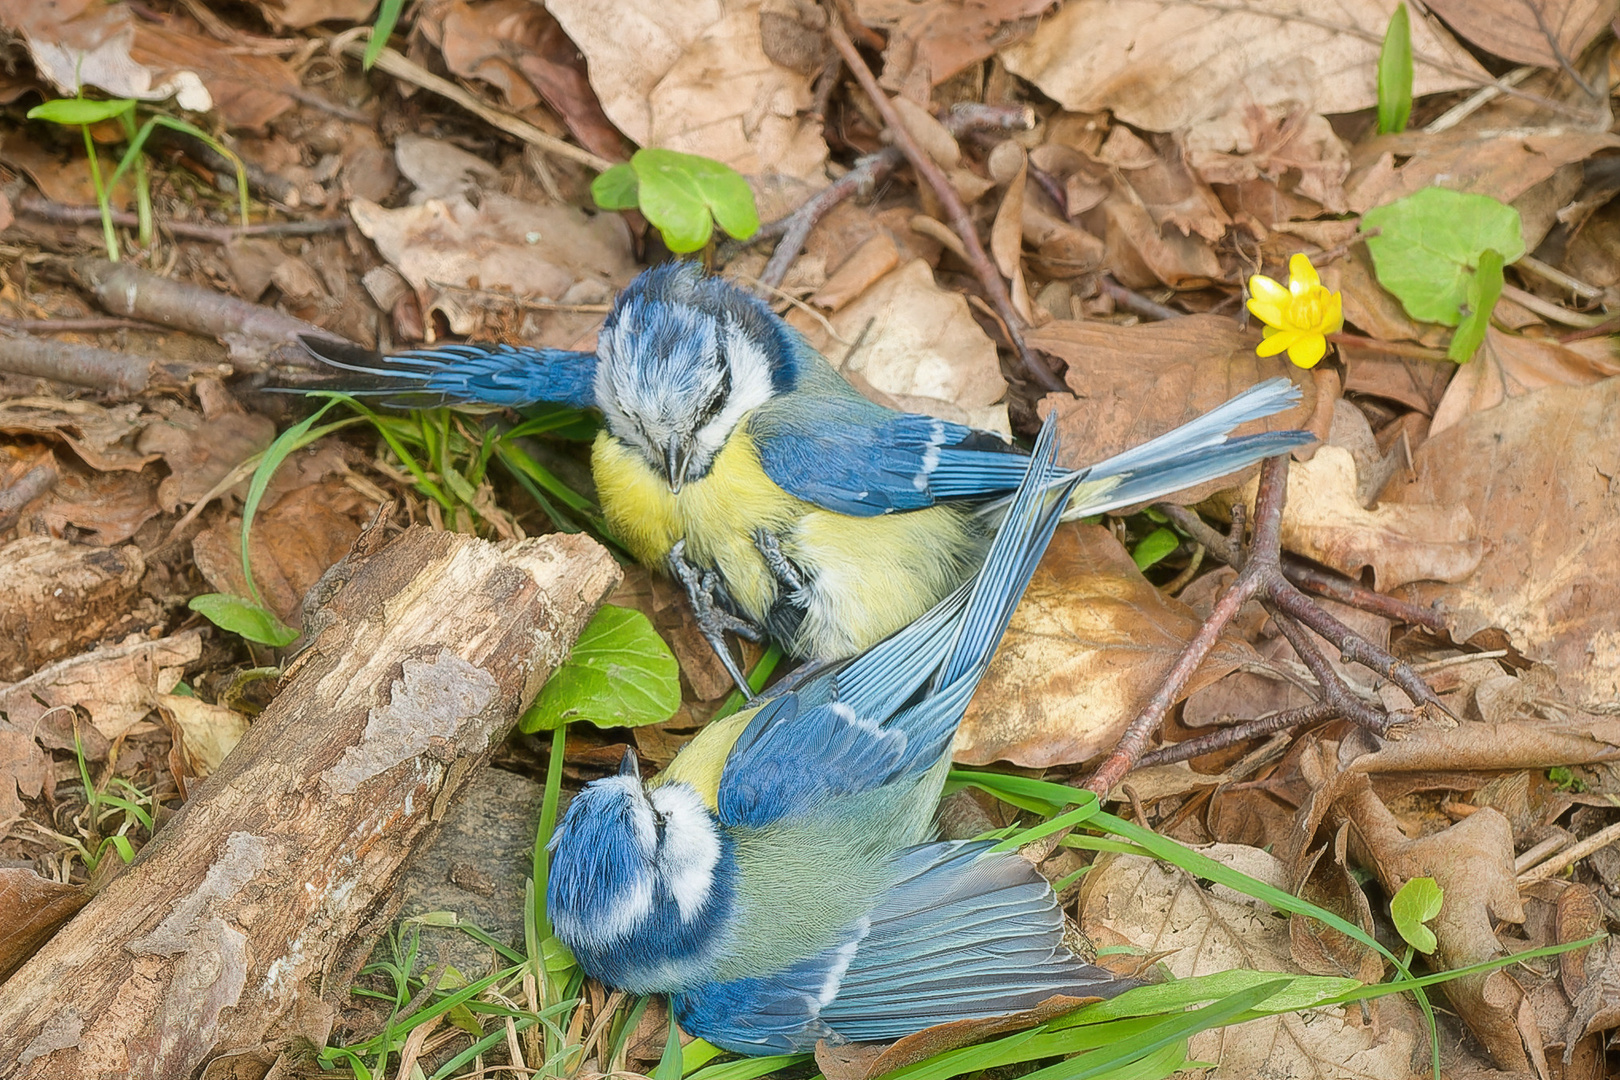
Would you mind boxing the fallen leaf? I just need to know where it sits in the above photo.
[1000,0,1484,133]
[546,0,828,179]
[0,631,200,747]
[1347,130,1619,214]
[1429,328,1620,436]
[1212,443,1483,590]
[191,477,376,625]
[789,258,1010,433]
[1079,842,1419,1079]
[0,722,50,824]
[1424,0,1615,70]
[1030,314,1317,504]
[0,869,86,981]
[0,0,212,109]
[157,693,249,779]
[36,467,161,546]
[1098,188,1223,289]
[1097,128,1231,245]
[1340,348,1455,415]
[856,0,1051,90]
[1392,378,1620,707]
[955,524,1255,767]
[128,14,299,130]
[0,535,150,681]
[135,384,276,514]
[435,0,628,162]
[0,398,157,473]
[256,0,374,29]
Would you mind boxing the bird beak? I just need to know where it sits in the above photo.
[664,436,689,493]
[618,746,641,780]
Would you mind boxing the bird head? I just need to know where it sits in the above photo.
[546,748,734,991]
[594,263,797,491]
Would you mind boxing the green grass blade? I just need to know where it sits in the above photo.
[240,399,339,607]
[1377,3,1414,135]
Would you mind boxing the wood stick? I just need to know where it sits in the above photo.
[0,525,620,1079]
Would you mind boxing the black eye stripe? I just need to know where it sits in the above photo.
[693,362,731,429]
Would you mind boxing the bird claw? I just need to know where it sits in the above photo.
[753,528,807,595]
[669,540,764,697]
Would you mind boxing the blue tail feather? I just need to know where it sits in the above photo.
[298,336,599,409]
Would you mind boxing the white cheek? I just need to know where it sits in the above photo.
[591,876,655,945]
[651,785,722,923]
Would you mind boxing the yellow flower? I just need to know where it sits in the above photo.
[1246,253,1344,369]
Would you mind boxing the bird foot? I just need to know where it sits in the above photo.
[753,528,808,595]
[668,540,763,698]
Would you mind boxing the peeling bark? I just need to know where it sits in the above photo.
[0,525,620,1080]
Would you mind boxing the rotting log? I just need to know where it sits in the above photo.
[0,524,620,1079]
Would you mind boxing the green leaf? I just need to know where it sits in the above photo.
[28,97,135,125]
[1447,248,1504,363]
[1362,187,1523,326]
[1131,527,1180,570]
[631,148,760,252]
[188,593,300,647]
[1391,877,1444,954]
[242,400,340,607]
[520,605,680,732]
[1376,3,1413,135]
[591,162,640,210]
[654,1014,684,1080]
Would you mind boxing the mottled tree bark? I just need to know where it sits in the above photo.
[0,525,620,1080]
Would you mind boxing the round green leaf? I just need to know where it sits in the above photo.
[1131,526,1181,571]
[631,148,760,253]
[521,604,680,732]
[591,163,640,210]
[1390,876,1444,954]
[189,593,300,647]
[28,98,136,125]
[1362,187,1523,326]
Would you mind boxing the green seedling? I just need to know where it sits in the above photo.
[1131,526,1181,571]
[1391,876,1444,956]
[1362,187,1524,362]
[27,95,250,261]
[593,148,760,254]
[365,0,407,70]
[1377,3,1413,135]
[521,605,681,734]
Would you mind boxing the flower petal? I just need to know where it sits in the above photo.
[1288,333,1327,368]
[1248,274,1291,307]
[1289,253,1320,294]
[1323,290,1344,334]
[1247,297,1286,328]
[1256,329,1300,358]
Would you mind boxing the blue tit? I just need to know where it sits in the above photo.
[545,417,1134,1054]
[302,262,1313,692]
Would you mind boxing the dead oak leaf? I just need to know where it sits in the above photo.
[1031,314,1318,505]
[1392,378,1620,708]
[0,869,86,982]
[856,0,1052,90]
[1430,328,1620,437]
[1425,0,1615,70]
[1000,0,1484,133]
[0,631,200,747]
[0,0,211,109]
[0,398,157,473]
[1211,443,1483,590]
[955,524,1255,767]
[1347,129,1619,214]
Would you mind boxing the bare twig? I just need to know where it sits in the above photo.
[0,331,213,396]
[0,316,165,334]
[0,459,59,531]
[823,11,1065,393]
[1100,276,1182,321]
[1139,701,1339,767]
[18,194,347,242]
[1500,283,1608,328]
[1518,820,1620,884]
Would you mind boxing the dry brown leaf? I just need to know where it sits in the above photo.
[1213,444,1482,590]
[192,478,375,625]
[0,869,86,982]
[0,398,157,473]
[955,525,1255,767]
[1341,348,1455,415]
[157,693,249,779]
[547,0,828,178]
[0,0,212,109]
[256,0,375,30]
[135,385,275,514]
[1425,0,1616,70]
[1001,0,1483,132]
[788,259,1010,433]
[1393,378,1620,707]
[1430,329,1620,436]
[1340,781,1529,1070]
[1031,314,1317,503]
[1337,710,1620,775]
[0,631,199,746]
[810,233,901,311]
[0,723,49,824]
[1347,130,1619,214]
[1098,129,1232,245]
[857,0,1051,90]
[128,16,298,131]
[1079,842,1419,1079]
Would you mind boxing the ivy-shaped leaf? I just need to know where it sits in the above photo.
[1362,187,1522,328]
[1390,876,1444,954]
[521,604,680,732]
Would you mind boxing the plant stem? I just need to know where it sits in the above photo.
[533,723,568,943]
[81,126,119,261]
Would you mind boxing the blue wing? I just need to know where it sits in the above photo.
[718,417,1074,830]
[755,377,1312,518]
[672,842,1132,1055]
[298,336,598,409]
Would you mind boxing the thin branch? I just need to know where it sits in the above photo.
[18,194,347,242]
[823,10,1066,393]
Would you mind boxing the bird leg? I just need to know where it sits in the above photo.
[667,540,763,698]
[753,528,808,595]
[1081,455,1452,796]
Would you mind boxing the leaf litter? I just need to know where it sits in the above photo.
[0,0,1618,1075]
